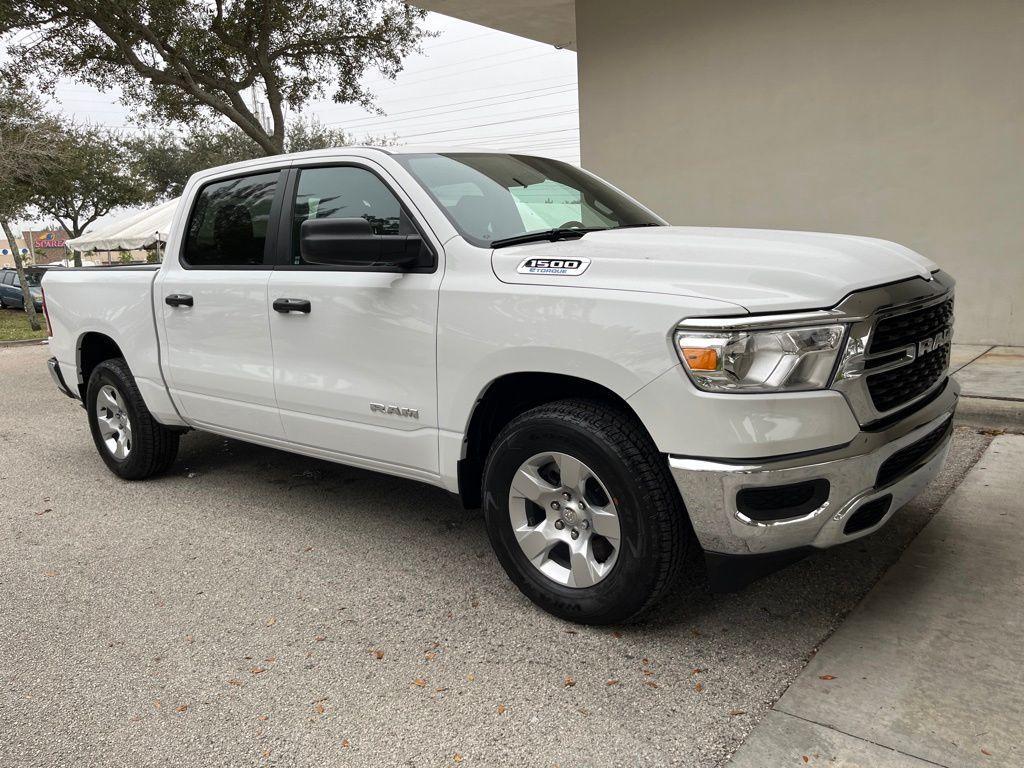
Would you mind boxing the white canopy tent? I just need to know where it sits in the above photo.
[65,197,180,253]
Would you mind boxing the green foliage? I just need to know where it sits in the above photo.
[1,0,429,154]
[31,124,150,237]
[129,115,392,199]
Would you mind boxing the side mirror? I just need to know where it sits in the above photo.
[299,217,431,270]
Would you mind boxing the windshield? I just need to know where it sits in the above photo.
[23,272,43,287]
[395,153,663,247]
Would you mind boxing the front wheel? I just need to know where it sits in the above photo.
[482,399,689,624]
[86,358,180,480]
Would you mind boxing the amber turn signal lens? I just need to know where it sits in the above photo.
[680,347,719,371]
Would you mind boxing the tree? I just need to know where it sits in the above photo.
[0,92,61,331]
[1,0,428,155]
[129,115,392,199]
[32,125,150,266]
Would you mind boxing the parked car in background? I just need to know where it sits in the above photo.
[41,148,957,624]
[0,267,46,311]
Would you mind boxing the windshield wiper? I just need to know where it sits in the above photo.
[613,222,663,229]
[490,228,600,249]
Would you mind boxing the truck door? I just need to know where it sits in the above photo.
[157,168,288,439]
[267,162,442,477]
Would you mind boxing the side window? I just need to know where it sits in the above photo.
[182,171,279,267]
[1,272,13,286]
[290,166,416,265]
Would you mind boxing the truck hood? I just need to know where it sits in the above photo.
[491,226,939,313]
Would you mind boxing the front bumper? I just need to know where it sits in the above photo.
[669,378,959,561]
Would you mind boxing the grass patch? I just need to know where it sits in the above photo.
[0,308,48,342]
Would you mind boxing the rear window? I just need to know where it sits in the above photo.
[182,172,280,267]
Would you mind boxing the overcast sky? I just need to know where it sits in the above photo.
[33,12,578,232]
[54,13,580,163]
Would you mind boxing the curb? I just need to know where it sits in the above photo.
[0,338,48,348]
[955,395,1024,434]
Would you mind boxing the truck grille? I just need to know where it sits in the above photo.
[867,343,950,412]
[869,297,954,354]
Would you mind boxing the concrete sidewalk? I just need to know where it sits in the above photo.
[730,435,1024,767]
[951,345,1024,431]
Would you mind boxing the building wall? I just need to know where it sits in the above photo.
[576,0,1023,344]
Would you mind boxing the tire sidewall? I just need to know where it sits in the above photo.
[86,362,145,479]
[483,413,665,624]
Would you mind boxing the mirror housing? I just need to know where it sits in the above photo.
[299,217,431,270]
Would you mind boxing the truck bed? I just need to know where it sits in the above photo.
[43,267,164,404]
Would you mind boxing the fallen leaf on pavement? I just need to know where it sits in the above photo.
[564,676,576,687]
[466,673,475,682]
[413,678,427,687]
[818,675,836,681]
[802,757,809,764]
[314,702,325,715]
[982,748,993,756]
[497,704,506,714]
[227,679,243,686]
[729,709,746,716]
[250,667,266,675]
[606,679,619,686]
[341,739,350,748]
[315,635,326,642]
[43,571,57,578]
[266,617,276,627]
[695,682,703,692]
[175,704,188,713]
[153,700,161,709]
[373,650,384,660]
[644,681,658,689]
[264,656,276,663]
[453,754,463,763]
[262,748,271,758]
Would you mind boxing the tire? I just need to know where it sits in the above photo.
[482,399,689,624]
[86,358,180,480]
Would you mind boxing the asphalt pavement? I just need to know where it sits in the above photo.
[0,344,992,767]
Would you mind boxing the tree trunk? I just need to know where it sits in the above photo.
[0,219,42,331]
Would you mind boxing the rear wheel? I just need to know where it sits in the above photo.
[86,358,179,480]
[482,399,689,624]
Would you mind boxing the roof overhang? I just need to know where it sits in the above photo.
[413,1,576,50]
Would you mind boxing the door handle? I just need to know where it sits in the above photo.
[165,294,193,307]
[273,298,312,314]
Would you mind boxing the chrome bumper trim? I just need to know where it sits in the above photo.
[669,378,958,555]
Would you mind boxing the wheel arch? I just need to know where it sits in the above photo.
[76,331,126,399]
[456,371,658,509]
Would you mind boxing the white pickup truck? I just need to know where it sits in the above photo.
[43,148,958,624]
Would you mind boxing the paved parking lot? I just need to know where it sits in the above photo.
[0,344,991,767]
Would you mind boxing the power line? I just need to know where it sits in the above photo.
[331,84,576,129]
[371,50,567,92]
[357,105,578,138]
[397,109,578,140]
[362,44,539,86]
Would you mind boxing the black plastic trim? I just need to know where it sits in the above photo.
[704,547,813,593]
[736,479,831,522]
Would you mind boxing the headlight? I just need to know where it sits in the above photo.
[674,324,846,393]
